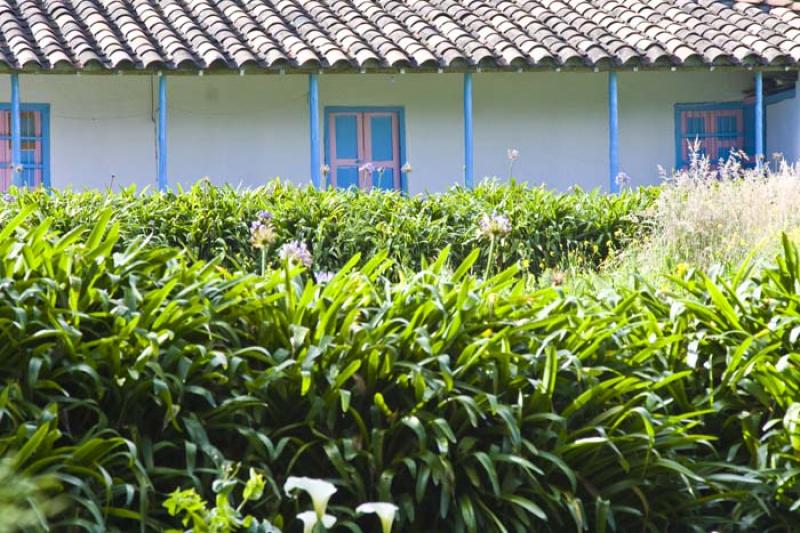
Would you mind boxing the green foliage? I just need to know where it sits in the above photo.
[0,456,61,532]
[5,180,655,276]
[0,206,798,531]
[164,467,277,533]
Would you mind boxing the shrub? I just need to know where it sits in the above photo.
[7,180,655,277]
[0,208,798,531]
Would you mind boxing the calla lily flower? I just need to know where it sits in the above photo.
[284,477,337,520]
[356,502,399,533]
[296,510,336,533]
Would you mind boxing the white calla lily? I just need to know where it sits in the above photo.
[284,477,337,520]
[296,510,336,533]
[356,502,399,533]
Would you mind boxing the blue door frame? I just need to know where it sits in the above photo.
[0,102,50,188]
[324,106,407,193]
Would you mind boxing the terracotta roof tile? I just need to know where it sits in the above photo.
[0,0,797,71]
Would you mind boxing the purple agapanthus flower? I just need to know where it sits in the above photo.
[614,172,632,188]
[279,240,313,268]
[3,193,16,203]
[478,213,512,238]
[250,219,276,249]
[250,209,277,249]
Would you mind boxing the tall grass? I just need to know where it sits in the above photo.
[590,151,800,288]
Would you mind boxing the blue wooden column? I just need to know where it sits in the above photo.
[464,72,474,188]
[608,70,619,193]
[157,74,168,191]
[309,73,320,188]
[754,70,764,164]
[10,73,22,187]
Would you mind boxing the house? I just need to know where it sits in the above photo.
[0,0,799,195]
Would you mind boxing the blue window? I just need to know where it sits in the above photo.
[675,102,753,168]
[324,106,406,193]
[0,103,50,190]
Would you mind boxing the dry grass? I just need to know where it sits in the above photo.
[597,146,800,286]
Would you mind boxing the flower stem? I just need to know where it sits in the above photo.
[484,235,496,281]
[284,259,295,314]
[260,247,267,277]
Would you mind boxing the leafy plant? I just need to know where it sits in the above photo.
[0,202,797,531]
[4,179,655,277]
[164,466,278,533]
[0,456,61,533]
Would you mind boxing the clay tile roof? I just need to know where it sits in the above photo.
[0,0,798,71]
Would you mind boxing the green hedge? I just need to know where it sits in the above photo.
[0,208,798,531]
[9,180,656,276]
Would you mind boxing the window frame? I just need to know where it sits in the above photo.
[0,103,51,188]
[673,101,756,170]
[323,106,406,193]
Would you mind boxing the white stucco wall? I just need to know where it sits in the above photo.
[0,74,155,190]
[766,90,800,164]
[168,75,308,189]
[0,70,773,193]
[618,71,753,185]
[169,73,462,194]
[324,71,754,190]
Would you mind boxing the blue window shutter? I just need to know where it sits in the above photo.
[372,168,394,189]
[686,117,705,137]
[334,115,359,159]
[716,115,736,136]
[369,115,394,162]
[676,103,749,169]
[0,104,49,189]
[368,114,396,190]
[325,107,405,192]
[716,115,736,160]
[336,167,359,189]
